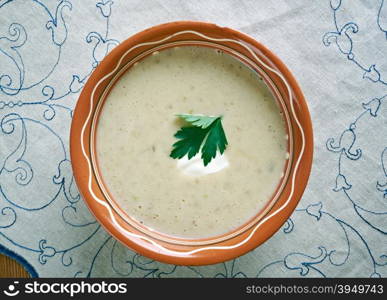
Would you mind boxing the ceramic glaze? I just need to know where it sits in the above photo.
[96,46,287,238]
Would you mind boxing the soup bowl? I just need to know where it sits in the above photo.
[70,21,313,265]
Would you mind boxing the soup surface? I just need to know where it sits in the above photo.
[96,46,288,238]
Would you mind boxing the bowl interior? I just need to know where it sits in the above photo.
[89,41,293,246]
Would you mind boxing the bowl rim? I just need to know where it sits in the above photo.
[70,21,314,266]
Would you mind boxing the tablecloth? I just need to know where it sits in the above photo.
[0,0,386,278]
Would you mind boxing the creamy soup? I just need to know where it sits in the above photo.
[96,46,287,239]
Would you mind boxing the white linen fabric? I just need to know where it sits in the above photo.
[0,0,386,277]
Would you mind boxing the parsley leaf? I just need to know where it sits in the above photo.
[170,114,228,166]
[176,114,219,129]
[170,126,208,160]
[201,118,228,166]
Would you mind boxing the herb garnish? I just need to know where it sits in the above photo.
[170,114,228,166]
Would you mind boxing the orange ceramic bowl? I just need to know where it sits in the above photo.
[70,21,313,266]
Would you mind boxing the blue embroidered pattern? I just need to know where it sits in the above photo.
[323,0,387,86]
[0,0,110,276]
[0,0,386,277]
